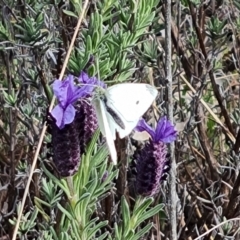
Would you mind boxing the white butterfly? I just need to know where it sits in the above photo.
[92,83,158,164]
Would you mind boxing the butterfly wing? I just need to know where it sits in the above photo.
[92,83,157,163]
[105,83,158,138]
[92,97,117,164]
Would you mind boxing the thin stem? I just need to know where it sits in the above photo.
[164,0,177,239]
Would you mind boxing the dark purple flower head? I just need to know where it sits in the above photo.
[136,141,168,196]
[51,72,104,129]
[74,98,98,153]
[50,116,81,177]
[49,97,98,177]
[134,117,177,197]
[135,116,177,143]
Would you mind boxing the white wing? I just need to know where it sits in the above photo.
[92,83,157,163]
[92,97,117,164]
[105,83,158,138]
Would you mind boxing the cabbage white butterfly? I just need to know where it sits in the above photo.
[92,83,158,164]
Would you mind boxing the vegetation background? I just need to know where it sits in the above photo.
[1,0,240,239]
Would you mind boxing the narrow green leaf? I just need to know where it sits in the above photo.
[121,196,131,234]
[132,223,153,240]
[41,163,70,197]
[88,220,108,238]
[124,230,135,239]
[78,192,91,203]
[98,231,109,240]
[133,198,153,219]
[62,10,78,18]
[91,144,109,166]
[136,204,164,226]
[25,208,38,230]
[86,35,93,52]
[114,222,122,240]
[85,129,100,159]
[57,203,74,220]
[83,217,99,232]
[92,31,100,49]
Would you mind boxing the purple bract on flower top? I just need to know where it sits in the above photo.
[51,72,105,129]
[135,116,177,143]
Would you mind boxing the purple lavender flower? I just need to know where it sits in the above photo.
[135,116,177,143]
[78,71,106,89]
[51,72,105,129]
[50,72,103,177]
[135,117,177,196]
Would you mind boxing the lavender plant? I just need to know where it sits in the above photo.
[5,0,240,239]
[3,0,172,239]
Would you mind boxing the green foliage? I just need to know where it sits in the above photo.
[187,31,198,48]
[14,14,49,46]
[113,197,164,240]
[0,21,11,41]
[5,0,240,239]
[68,0,158,83]
[3,89,18,107]
[9,203,38,237]
[1,0,168,238]
[207,17,228,40]
[190,0,201,6]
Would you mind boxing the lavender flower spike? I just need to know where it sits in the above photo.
[50,71,103,176]
[135,117,177,196]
